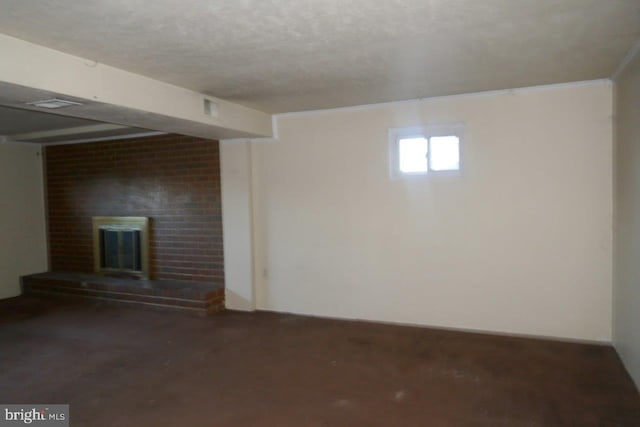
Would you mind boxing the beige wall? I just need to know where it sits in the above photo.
[248,81,613,341]
[0,143,47,299]
[614,51,640,386]
[221,141,256,311]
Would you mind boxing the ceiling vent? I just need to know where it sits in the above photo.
[26,98,83,109]
[203,98,219,118]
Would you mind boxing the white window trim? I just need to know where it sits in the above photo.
[388,123,464,179]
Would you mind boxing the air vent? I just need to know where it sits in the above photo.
[203,98,219,118]
[26,98,83,109]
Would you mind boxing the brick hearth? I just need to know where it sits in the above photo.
[22,272,224,316]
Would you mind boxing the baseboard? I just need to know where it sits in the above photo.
[252,308,611,346]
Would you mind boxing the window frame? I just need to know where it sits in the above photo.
[388,124,464,179]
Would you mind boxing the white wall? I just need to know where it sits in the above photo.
[0,143,48,299]
[246,81,613,341]
[614,50,640,386]
[221,141,256,311]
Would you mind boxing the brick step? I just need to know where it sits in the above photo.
[23,283,215,308]
[21,272,225,316]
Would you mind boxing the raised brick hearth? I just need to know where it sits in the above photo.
[22,272,224,316]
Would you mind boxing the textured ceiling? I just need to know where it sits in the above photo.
[0,0,638,113]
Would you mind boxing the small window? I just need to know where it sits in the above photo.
[389,125,462,178]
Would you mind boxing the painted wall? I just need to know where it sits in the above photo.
[614,51,640,386]
[221,141,255,310]
[0,143,47,299]
[249,81,613,341]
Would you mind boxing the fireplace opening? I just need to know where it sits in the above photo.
[93,217,149,279]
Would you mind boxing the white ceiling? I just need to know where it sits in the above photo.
[0,0,638,113]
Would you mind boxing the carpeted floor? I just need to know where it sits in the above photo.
[1,296,639,426]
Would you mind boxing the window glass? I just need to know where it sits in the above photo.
[399,137,428,173]
[429,136,460,171]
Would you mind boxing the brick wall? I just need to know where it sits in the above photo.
[45,134,223,284]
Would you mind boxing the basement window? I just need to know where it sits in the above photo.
[389,125,463,178]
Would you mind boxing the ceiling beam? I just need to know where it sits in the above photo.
[0,33,273,140]
[8,123,130,141]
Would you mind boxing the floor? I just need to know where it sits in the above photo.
[1,297,639,427]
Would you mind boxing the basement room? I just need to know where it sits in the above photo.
[1,1,640,426]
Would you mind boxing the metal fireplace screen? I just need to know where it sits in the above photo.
[92,217,149,279]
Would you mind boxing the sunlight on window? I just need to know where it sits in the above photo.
[429,136,460,171]
[399,137,428,173]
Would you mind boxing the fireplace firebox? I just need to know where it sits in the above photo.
[92,217,150,279]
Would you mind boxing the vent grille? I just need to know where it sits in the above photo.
[26,98,83,109]
[203,98,219,118]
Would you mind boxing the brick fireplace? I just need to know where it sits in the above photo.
[23,134,225,314]
[45,134,223,282]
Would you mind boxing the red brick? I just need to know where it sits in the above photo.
[45,134,224,284]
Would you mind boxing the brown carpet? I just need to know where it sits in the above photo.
[1,296,639,426]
